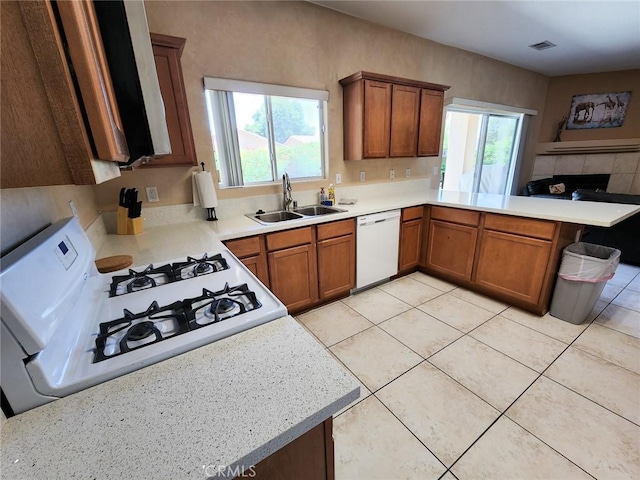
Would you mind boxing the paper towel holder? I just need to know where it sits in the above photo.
[201,162,218,221]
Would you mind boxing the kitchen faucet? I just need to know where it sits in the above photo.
[282,173,293,211]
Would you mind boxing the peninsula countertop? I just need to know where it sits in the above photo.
[207,188,640,242]
[93,187,640,262]
[1,316,359,479]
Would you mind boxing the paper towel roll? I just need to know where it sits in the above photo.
[192,171,218,208]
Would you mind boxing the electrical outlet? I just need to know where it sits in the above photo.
[389,169,395,180]
[406,168,411,177]
[336,173,342,184]
[433,165,439,176]
[360,171,366,182]
[145,186,160,203]
[68,200,78,217]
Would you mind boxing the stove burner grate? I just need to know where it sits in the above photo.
[172,253,230,280]
[94,282,262,363]
[183,283,262,328]
[94,301,188,362]
[109,264,175,297]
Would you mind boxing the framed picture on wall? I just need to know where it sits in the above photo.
[566,91,631,130]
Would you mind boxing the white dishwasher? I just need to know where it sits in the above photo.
[356,209,401,289]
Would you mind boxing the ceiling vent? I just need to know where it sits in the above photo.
[529,40,556,51]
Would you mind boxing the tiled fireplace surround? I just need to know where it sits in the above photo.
[531,152,640,195]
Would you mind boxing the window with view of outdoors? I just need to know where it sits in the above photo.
[204,81,327,187]
[441,107,524,195]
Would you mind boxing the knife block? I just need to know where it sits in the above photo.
[127,217,144,235]
[117,206,129,235]
[117,207,143,235]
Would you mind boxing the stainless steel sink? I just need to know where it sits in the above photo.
[254,211,304,223]
[293,205,346,216]
[248,204,346,225]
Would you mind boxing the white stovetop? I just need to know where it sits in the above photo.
[1,316,359,479]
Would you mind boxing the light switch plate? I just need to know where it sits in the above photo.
[336,173,342,184]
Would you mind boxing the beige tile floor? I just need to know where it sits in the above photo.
[296,267,640,479]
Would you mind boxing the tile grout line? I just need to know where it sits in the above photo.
[370,365,451,474]
[454,301,634,478]
[302,271,638,475]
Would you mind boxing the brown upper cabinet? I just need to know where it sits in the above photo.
[390,85,421,157]
[362,80,392,158]
[146,33,197,167]
[1,0,122,188]
[418,89,445,156]
[339,72,449,161]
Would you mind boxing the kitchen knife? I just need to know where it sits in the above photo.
[119,187,126,207]
[135,201,142,218]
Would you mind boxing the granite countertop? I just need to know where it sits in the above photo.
[1,316,359,479]
[93,187,640,261]
[208,188,640,242]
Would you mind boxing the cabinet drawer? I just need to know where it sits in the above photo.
[266,227,314,251]
[430,206,480,227]
[317,219,355,241]
[225,235,262,258]
[402,206,423,221]
[484,214,556,240]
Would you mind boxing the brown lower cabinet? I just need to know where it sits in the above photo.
[474,230,552,305]
[224,236,270,288]
[425,207,480,282]
[268,242,319,312]
[317,220,356,301]
[253,417,334,480]
[426,220,478,282]
[399,206,424,272]
[423,206,582,315]
[226,220,356,314]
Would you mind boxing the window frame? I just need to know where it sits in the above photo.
[441,98,537,195]
[204,77,329,188]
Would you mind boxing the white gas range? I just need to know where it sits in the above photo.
[1,217,287,416]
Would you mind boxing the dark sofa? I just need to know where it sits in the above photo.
[522,174,610,199]
[572,189,640,266]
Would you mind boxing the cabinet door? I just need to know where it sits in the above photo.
[399,218,423,272]
[56,0,129,162]
[363,80,392,158]
[225,236,270,288]
[318,234,355,300]
[417,89,444,156]
[426,220,477,282]
[475,230,552,305]
[240,255,270,289]
[2,1,121,188]
[253,417,333,480]
[147,33,197,167]
[268,244,318,313]
[390,84,420,157]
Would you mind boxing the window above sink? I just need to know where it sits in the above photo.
[204,77,329,188]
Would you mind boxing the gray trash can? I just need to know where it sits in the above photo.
[550,242,621,325]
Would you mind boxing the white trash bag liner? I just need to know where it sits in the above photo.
[558,242,621,283]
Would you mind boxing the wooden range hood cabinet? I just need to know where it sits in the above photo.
[339,71,450,161]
